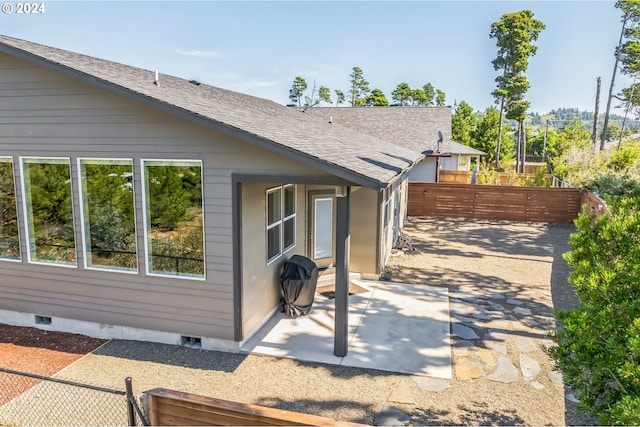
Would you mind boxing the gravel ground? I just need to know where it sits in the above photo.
[1,217,599,426]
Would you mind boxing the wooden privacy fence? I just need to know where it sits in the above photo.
[142,388,363,426]
[408,182,584,223]
[439,170,553,185]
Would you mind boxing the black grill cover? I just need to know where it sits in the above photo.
[280,255,319,317]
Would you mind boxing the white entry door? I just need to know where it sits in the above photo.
[308,191,335,269]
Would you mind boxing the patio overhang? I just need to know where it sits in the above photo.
[232,173,355,357]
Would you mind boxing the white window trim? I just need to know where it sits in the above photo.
[77,158,138,274]
[20,157,77,268]
[282,184,296,253]
[266,184,296,265]
[140,159,206,281]
[0,156,21,263]
[266,187,282,265]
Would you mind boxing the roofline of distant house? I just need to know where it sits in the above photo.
[0,39,419,191]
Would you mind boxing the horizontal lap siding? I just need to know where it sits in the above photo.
[408,183,581,223]
[0,53,328,341]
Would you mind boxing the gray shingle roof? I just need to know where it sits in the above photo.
[0,35,424,190]
[302,107,486,156]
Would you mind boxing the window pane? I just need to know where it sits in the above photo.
[267,189,281,225]
[314,198,333,259]
[80,159,136,271]
[22,158,75,265]
[283,217,295,250]
[284,185,295,217]
[267,224,281,261]
[143,160,204,278]
[0,158,20,260]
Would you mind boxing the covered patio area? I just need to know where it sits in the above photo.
[241,279,452,379]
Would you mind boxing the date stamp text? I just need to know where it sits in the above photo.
[2,3,46,14]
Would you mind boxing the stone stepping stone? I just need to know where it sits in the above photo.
[521,318,540,327]
[387,380,415,405]
[375,405,411,426]
[531,381,545,390]
[487,292,506,300]
[488,302,506,311]
[485,330,514,343]
[506,298,524,305]
[472,313,492,320]
[450,308,471,316]
[413,377,450,392]
[514,307,533,316]
[487,357,519,383]
[485,341,507,354]
[451,316,475,323]
[548,370,564,387]
[452,323,479,340]
[450,291,482,302]
[476,348,496,367]
[519,353,541,379]
[453,339,476,356]
[517,337,538,353]
[455,357,484,380]
[485,319,514,331]
[487,310,506,318]
[566,393,580,403]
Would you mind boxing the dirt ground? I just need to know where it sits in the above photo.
[0,325,106,404]
[385,216,597,425]
[0,216,598,426]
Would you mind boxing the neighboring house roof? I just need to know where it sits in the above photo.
[302,107,486,156]
[0,35,424,190]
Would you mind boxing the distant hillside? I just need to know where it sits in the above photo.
[527,107,640,130]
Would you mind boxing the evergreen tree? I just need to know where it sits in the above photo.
[422,83,436,105]
[334,89,345,107]
[84,163,135,257]
[364,88,389,106]
[452,101,477,147]
[318,85,332,105]
[490,10,545,170]
[288,76,307,107]
[24,161,75,261]
[349,66,370,107]
[391,82,412,106]
[0,161,18,257]
[435,89,447,106]
[146,166,191,231]
[411,88,428,106]
[471,106,514,166]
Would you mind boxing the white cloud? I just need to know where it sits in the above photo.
[175,49,222,59]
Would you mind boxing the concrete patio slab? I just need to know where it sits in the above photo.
[241,280,452,379]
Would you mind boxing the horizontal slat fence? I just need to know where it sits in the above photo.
[142,388,364,426]
[408,183,583,223]
[580,190,609,217]
[438,170,553,186]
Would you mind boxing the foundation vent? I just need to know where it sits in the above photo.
[180,336,202,349]
[35,315,52,325]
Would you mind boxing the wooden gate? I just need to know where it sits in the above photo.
[408,183,583,223]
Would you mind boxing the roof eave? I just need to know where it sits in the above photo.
[0,41,390,191]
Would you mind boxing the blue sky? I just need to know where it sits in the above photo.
[0,1,630,114]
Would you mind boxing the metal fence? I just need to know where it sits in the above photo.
[0,368,148,426]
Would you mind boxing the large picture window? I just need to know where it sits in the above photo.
[142,160,204,279]
[266,184,296,264]
[0,157,20,261]
[79,159,137,272]
[21,157,76,266]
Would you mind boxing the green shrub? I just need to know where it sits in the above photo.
[585,173,640,199]
[547,196,640,425]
